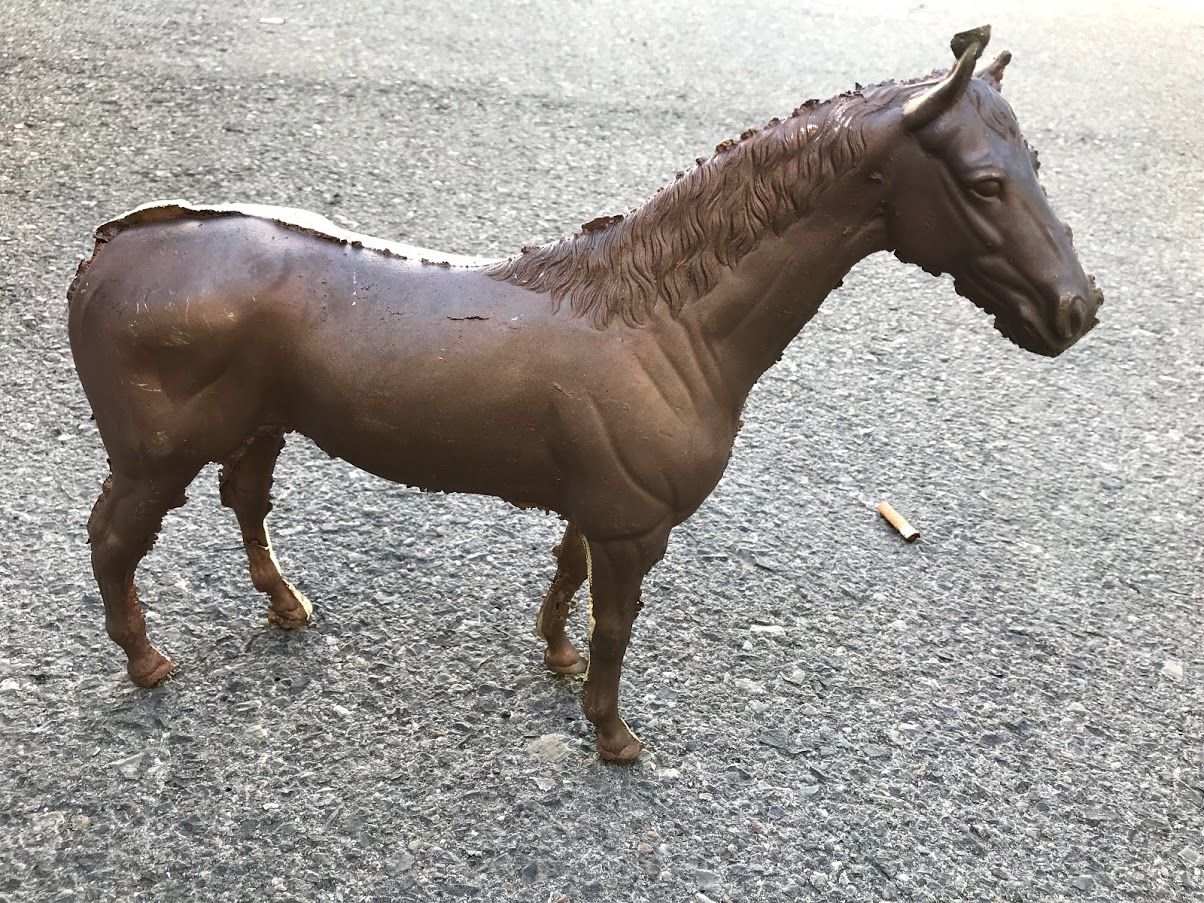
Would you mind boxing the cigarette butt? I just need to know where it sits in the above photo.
[877,501,919,543]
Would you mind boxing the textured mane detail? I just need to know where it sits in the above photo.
[487,84,908,327]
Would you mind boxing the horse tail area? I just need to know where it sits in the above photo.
[68,208,291,476]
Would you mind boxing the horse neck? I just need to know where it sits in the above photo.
[665,175,890,407]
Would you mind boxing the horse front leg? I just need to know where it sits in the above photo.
[536,522,588,675]
[582,528,669,763]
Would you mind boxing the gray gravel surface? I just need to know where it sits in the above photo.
[2,1,1202,900]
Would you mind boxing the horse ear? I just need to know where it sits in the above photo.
[902,25,990,131]
[978,51,1012,90]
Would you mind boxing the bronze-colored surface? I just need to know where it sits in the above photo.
[68,27,1101,761]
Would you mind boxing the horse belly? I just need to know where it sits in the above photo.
[287,321,568,510]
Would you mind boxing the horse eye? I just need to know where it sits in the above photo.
[971,178,1003,199]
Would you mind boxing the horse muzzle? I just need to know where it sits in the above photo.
[1054,275,1104,344]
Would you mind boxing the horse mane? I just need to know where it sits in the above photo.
[487,81,914,328]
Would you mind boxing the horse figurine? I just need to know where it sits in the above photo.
[69,26,1102,762]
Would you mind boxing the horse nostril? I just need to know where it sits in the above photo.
[1057,293,1088,339]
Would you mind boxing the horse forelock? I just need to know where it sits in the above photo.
[487,86,903,327]
[965,79,1041,174]
[968,80,1021,142]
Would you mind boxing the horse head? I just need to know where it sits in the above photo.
[882,26,1103,356]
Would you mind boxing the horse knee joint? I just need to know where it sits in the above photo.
[86,517,109,548]
[88,527,125,566]
[588,624,630,657]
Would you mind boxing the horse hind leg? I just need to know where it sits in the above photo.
[218,428,312,628]
[88,462,202,686]
[536,522,589,675]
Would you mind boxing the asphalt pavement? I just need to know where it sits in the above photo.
[1,1,1202,900]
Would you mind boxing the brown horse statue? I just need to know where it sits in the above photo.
[69,27,1101,762]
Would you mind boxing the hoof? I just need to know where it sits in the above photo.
[267,606,310,629]
[267,582,312,629]
[128,647,176,688]
[544,645,588,676]
[597,736,645,764]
